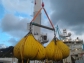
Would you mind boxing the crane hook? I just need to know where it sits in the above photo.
[42,0,44,7]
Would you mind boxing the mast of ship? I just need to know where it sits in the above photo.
[32,0,41,39]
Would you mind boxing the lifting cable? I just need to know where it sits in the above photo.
[43,7,54,29]
[31,1,54,29]
[41,1,56,39]
[42,0,54,29]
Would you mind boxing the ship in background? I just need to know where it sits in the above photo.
[55,26,84,63]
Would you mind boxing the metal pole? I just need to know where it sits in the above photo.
[31,22,55,31]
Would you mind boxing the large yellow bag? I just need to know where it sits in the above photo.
[56,40,70,59]
[35,42,46,60]
[53,44,63,61]
[20,33,39,59]
[45,39,55,60]
[45,39,63,61]
[13,38,26,59]
[14,32,39,60]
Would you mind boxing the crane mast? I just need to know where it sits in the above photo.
[29,0,49,44]
[32,0,41,40]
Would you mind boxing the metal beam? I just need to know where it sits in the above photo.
[31,22,55,31]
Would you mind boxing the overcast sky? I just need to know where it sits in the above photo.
[0,0,84,47]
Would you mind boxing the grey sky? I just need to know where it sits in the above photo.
[50,0,84,35]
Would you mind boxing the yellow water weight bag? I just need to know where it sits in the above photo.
[45,39,63,61]
[45,39,55,60]
[56,40,70,59]
[13,32,38,60]
[34,42,46,60]
[53,44,63,61]
[13,37,26,59]
[13,32,46,60]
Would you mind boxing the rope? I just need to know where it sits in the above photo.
[20,36,28,63]
[31,1,54,29]
[31,8,43,22]
[30,1,56,38]
[43,7,54,29]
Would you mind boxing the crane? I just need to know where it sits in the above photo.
[55,25,61,40]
